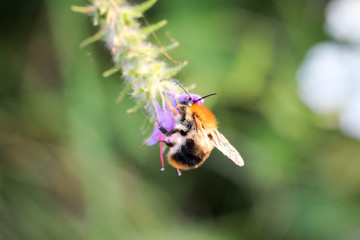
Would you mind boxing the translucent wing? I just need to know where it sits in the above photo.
[211,129,244,166]
[193,116,214,150]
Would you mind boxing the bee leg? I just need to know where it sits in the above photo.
[177,168,181,176]
[157,120,172,135]
[159,140,174,147]
[158,125,181,137]
[157,121,186,137]
[158,125,170,134]
[166,129,182,136]
[176,106,187,123]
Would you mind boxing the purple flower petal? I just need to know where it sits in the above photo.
[146,127,162,146]
[168,93,204,107]
[147,102,176,145]
[147,92,204,146]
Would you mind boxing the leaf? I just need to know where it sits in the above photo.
[161,42,179,52]
[126,104,142,114]
[116,84,132,103]
[103,67,120,78]
[141,20,167,35]
[71,5,95,14]
[133,0,158,13]
[80,29,106,48]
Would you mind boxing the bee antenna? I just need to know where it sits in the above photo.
[173,80,192,101]
[193,93,217,103]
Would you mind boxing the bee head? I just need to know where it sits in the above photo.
[173,80,217,106]
[179,93,217,106]
[192,93,217,104]
[182,98,194,106]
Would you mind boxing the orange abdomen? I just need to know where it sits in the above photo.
[189,104,217,131]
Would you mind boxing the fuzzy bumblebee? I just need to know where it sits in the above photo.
[148,91,244,173]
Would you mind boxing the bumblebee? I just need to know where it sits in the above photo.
[159,93,244,171]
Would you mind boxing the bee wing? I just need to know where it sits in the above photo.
[193,116,213,149]
[211,129,244,167]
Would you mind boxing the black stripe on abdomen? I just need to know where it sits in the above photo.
[172,139,204,167]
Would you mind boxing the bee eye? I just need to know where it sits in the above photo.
[182,100,191,106]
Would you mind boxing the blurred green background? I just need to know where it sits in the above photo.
[1,0,360,239]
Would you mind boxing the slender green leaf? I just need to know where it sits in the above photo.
[80,29,106,48]
[141,20,167,35]
[133,0,157,13]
